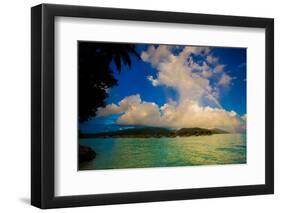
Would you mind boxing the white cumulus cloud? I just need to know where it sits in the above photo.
[218,73,233,87]
[97,45,245,132]
[97,94,245,132]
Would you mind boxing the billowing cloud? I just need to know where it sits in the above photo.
[97,94,245,132]
[214,64,225,73]
[141,46,224,107]
[147,75,159,87]
[97,45,246,132]
[206,55,219,64]
[218,73,233,87]
[96,103,122,117]
[96,95,141,117]
[140,45,171,67]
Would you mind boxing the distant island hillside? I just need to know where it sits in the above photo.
[80,127,229,138]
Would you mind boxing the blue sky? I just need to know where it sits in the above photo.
[211,47,246,114]
[80,44,246,133]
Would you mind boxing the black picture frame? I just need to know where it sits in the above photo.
[31,3,274,209]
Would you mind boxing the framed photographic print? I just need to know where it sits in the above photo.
[31,4,274,209]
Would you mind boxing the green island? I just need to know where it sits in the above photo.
[80,127,228,139]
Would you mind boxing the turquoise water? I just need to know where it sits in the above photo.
[79,134,246,170]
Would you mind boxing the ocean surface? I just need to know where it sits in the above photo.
[79,134,246,170]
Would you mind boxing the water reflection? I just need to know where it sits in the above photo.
[79,134,246,170]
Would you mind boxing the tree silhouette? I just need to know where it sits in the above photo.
[79,42,140,122]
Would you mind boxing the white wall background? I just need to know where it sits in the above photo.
[0,0,279,212]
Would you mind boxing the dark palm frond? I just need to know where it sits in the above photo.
[114,55,122,72]
[127,45,141,59]
[79,42,140,122]
[120,50,132,68]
